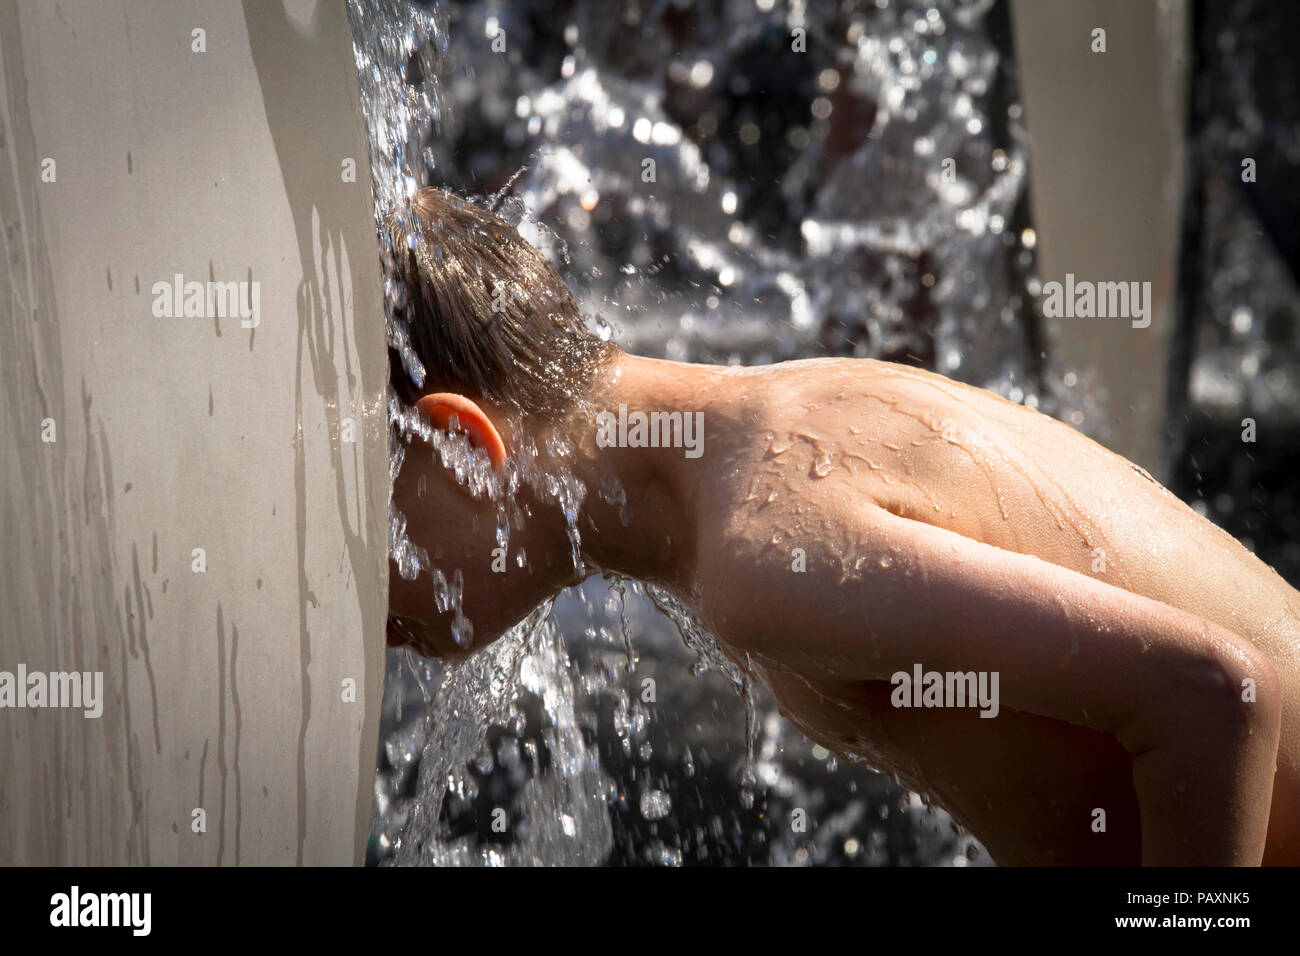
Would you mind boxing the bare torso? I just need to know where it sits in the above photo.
[691,358,1300,865]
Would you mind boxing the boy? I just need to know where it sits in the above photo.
[386,188,1299,866]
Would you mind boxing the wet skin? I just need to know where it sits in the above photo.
[390,353,1300,866]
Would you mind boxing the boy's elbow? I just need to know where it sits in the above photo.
[1194,627,1281,736]
[1128,624,1281,754]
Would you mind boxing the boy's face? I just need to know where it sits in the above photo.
[387,434,501,659]
[386,421,573,660]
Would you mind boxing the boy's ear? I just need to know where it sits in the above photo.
[415,392,507,470]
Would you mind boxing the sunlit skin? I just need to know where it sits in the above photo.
[388,350,1300,866]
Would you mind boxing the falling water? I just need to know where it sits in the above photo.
[351,0,1046,865]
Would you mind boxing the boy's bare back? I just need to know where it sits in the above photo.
[685,357,1299,865]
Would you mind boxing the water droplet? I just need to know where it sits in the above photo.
[640,789,672,820]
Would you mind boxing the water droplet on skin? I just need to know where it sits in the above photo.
[879,554,894,569]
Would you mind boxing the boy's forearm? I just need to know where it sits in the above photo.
[714,504,1283,863]
[1120,632,1281,865]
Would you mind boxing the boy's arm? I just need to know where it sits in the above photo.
[715,505,1282,865]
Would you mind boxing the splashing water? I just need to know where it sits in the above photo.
[352,0,1047,865]
[352,0,628,865]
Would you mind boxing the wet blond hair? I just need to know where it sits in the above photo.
[386,187,615,420]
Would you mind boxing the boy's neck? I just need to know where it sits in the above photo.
[564,351,727,595]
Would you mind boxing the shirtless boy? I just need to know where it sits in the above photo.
[386,188,1299,866]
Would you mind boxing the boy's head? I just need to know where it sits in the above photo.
[385,188,615,657]
[386,187,615,422]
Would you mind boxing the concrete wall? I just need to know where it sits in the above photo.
[0,0,387,864]
[1012,0,1188,478]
